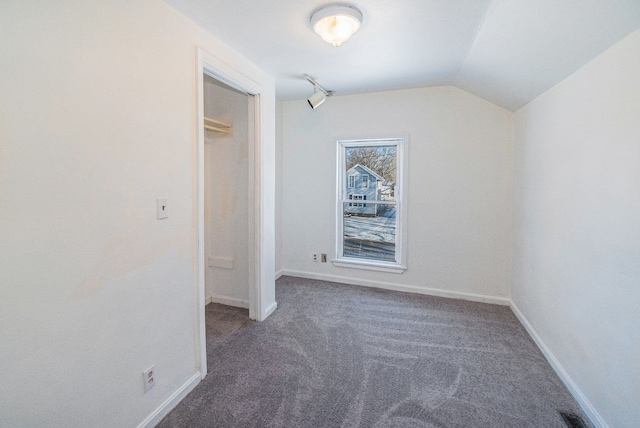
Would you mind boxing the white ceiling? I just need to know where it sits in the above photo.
[163,0,640,111]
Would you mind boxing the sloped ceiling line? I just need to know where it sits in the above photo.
[163,0,640,111]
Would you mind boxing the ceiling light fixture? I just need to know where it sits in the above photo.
[310,5,363,47]
[308,91,326,109]
[305,74,332,109]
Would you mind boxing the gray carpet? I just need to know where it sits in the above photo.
[158,276,590,427]
[204,302,255,342]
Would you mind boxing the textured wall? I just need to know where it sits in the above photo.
[281,86,513,302]
[512,28,640,428]
[0,0,275,426]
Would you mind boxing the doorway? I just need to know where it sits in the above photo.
[203,76,250,311]
[196,49,269,379]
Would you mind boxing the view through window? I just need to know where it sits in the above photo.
[336,138,403,268]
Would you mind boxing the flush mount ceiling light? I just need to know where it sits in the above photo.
[310,5,363,47]
[305,74,332,109]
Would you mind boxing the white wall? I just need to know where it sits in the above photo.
[204,78,249,307]
[0,1,275,427]
[281,87,513,302]
[512,29,640,428]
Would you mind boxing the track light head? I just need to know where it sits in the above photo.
[304,74,332,110]
[308,91,327,109]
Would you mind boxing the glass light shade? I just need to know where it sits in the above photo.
[311,6,362,47]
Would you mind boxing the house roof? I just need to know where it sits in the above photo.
[163,0,640,111]
[348,164,384,181]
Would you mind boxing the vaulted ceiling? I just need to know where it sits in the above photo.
[163,0,640,111]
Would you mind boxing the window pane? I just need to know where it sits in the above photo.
[343,202,396,262]
[345,146,396,202]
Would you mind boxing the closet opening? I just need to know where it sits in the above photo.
[198,74,256,376]
[195,48,267,379]
[203,76,251,312]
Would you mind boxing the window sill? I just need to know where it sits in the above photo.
[331,258,406,274]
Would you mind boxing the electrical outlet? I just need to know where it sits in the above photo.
[312,253,319,262]
[321,253,327,263]
[143,365,155,393]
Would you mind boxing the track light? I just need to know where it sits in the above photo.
[305,74,332,110]
[308,91,326,109]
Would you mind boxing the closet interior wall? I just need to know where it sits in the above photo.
[203,75,250,308]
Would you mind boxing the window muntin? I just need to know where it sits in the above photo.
[349,194,365,207]
[336,138,404,271]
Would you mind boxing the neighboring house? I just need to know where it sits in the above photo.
[346,164,383,216]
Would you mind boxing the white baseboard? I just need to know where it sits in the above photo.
[208,294,249,309]
[136,372,201,428]
[510,302,607,428]
[204,294,212,305]
[275,269,284,280]
[264,301,278,319]
[207,294,276,320]
[280,270,510,306]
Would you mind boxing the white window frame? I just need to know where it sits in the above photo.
[334,138,407,273]
[351,194,365,207]
[348,174,356,188]
[361,175,369,188]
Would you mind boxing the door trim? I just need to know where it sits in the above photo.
[195,48,264,378]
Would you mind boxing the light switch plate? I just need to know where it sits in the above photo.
[157,197,168,219]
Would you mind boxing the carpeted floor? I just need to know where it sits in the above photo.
[204,302,255,342]
[158,276,590,427]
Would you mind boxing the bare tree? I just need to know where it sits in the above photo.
[346,146,396,182]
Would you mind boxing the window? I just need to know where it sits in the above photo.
[351,194,365,207]
[335,138,405,273]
